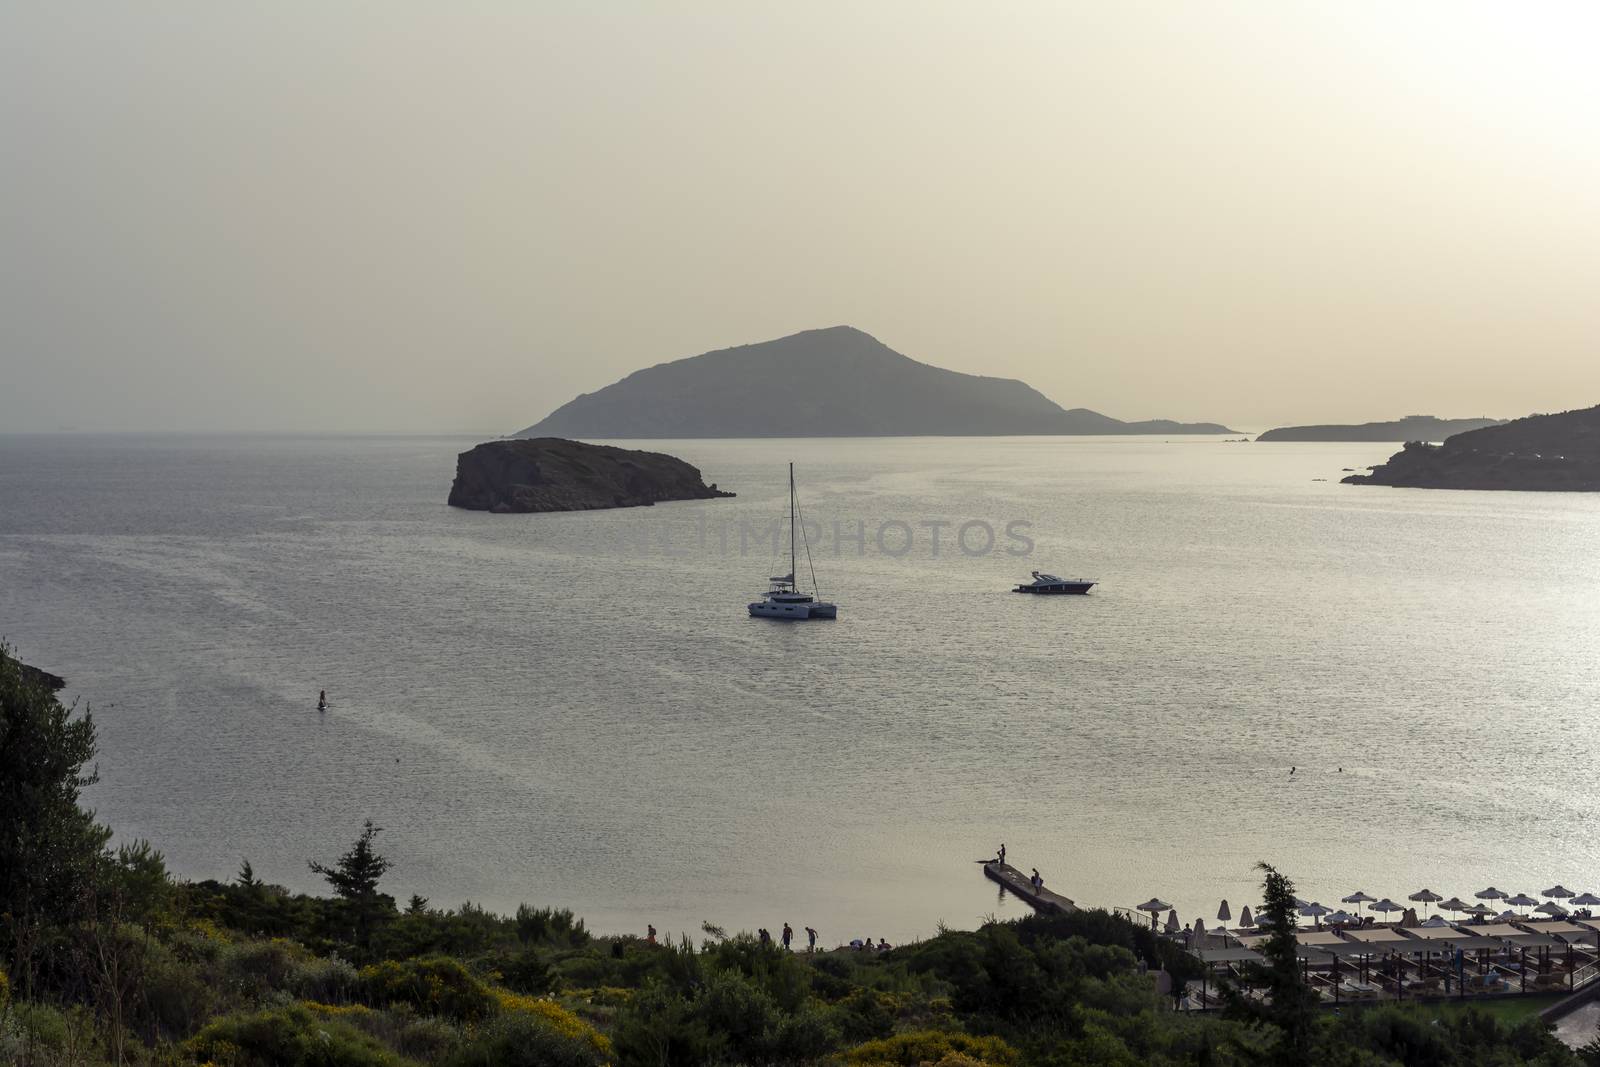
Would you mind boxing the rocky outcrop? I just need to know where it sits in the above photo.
[1257,415,1504,442]
[447,438,735,513]
[516,326,1235,437]
[20,662,66,691]
[1343,405,1600,490]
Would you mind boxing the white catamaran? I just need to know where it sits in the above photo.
[748,463,837,620]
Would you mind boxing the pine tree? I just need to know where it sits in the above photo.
[1220,862,1322,1065]
[309,819,395,950]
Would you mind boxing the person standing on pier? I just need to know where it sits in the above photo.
[1031,868,1043,892]
[781,923,793,950]
[998,843,1006,866]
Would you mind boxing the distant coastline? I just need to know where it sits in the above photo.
[1257,415,1503,442]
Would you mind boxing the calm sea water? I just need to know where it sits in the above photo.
[3,433,1599,944]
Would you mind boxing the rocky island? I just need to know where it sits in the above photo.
[517,326,1235,437]
[1257,414,1504,442]
[448,438,734,513]
[1343,404,1600,491]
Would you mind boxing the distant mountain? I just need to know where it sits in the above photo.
[516,327,1234,438]
[1343,405,1600,491]
[1256,415,1504,442]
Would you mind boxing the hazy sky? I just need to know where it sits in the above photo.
[4,2,1598,433]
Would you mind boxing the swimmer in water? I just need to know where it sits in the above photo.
[318,689,327,711]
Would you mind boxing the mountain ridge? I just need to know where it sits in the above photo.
[517,327,1234,438]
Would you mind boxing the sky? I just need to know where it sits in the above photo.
[3,2,1599,433]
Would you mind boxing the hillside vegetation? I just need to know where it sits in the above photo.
[1,647,1588,1066]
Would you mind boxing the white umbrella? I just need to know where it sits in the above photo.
[1570,892,1600,907]
[1371,898,1403,922]
[1239,905,1255,929]
[1462,903,1494,918]
[1437,896,1469,918]
[1218,900,1232,923]
[1506,893,1539,913]
[1136,898,1171,929]
[1535,901,1569,917]
[1543,885,1577,900]
[1419,916,1452,928]
[1496,910,1519,921]
[1475,887,1508,902]
[1165,909,1181,934]
[1325,910,1359,925]
[1299,901,1332,927]
[1341,891,1376,914]
[1408,888,1443,916]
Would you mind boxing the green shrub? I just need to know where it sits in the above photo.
[847,1029,1019,1067]
[830,988,896,1042]
[185,1003,405,1067]
[610,982,721,1067]
[360,956,493,1022]
[220,939,304,998]
[396,1016,460,1062]
[291,954,361,1003]
[446,1012,608,1067]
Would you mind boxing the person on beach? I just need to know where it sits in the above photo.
[805,926,818,952]
[781,923,793,950]
[759,928,771,946]
[877,938,890,951]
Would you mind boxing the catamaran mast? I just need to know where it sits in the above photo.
[789,462,796,588]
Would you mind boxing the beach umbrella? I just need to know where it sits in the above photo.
[1408,889,1443,917]
[1136,899,1170,929]
[1419,916,1452,928]
[1535,901,1569,917]
[1239,906,1254,929]
[1371,898,1403,921]
[1571,892,1600,907]
[1438,896,1469,918]
[1543,885,1577,900]
[1496,910,1519,921]
[1218,900,1232,923]
[1299,901,1332,927]
[1165,910,1180,934]
[1463,903,1494,917]
[1506,893,1539,914]
[1325,910,1358,925]
[1341,890,1375,915]
[1475,887,1508,902]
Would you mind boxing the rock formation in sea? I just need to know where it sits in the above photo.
[1256,415,1504,442]
[447,438,735,513]
[1342,404,1600,490]
[516,326,1235,437]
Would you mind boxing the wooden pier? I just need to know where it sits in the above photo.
[984,861,1077,915]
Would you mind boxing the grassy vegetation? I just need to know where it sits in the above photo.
[3,645,1597,1066]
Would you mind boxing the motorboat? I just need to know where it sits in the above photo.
[1013,571,1095,595]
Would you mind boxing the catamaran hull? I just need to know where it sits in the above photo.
[748,601,837,619]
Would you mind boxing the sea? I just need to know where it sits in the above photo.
[3,433,1599,945]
